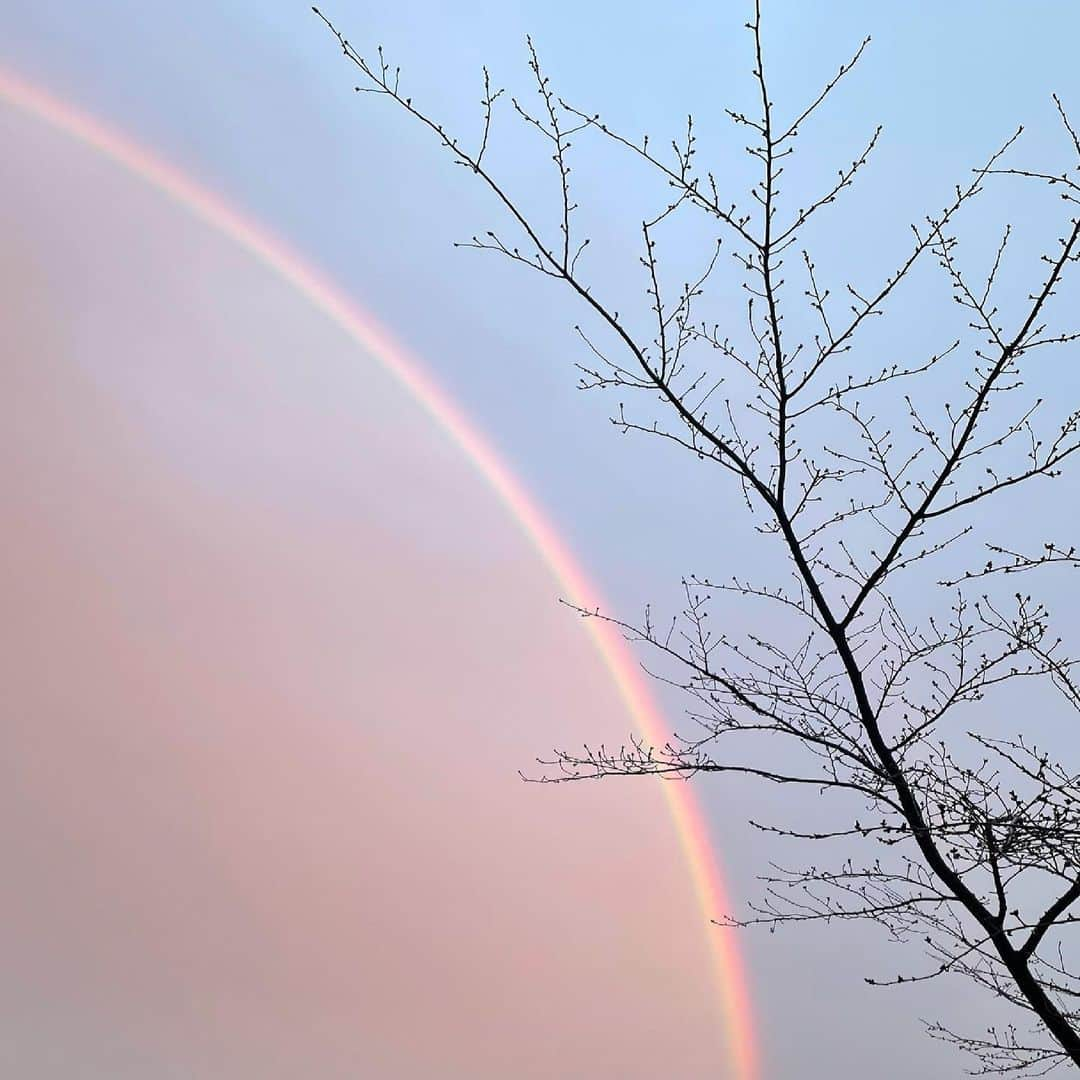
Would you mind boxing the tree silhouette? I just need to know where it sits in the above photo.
[316,4,1080,1071]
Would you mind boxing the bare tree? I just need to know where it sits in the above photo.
[315,3,1080,1071]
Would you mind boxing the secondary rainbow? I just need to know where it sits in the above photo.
[0,67,758,1080]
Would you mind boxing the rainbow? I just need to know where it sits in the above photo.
[0,67,757,1079]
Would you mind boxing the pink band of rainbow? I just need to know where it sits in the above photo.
[0,67,757,1080]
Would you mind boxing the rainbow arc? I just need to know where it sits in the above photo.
[0,67,757,1080]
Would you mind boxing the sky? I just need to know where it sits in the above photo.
[2,3,1080,1077]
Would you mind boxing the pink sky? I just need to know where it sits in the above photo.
[0,99,733,1077]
